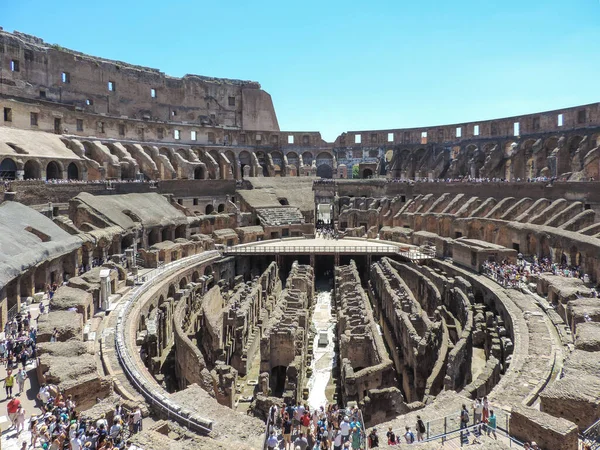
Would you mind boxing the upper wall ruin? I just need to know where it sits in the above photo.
[0,30,279,131]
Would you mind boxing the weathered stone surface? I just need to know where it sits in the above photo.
[510,405,578,450]
[37,310,83,342]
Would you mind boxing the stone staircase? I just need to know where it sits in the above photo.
[256,207,305,226]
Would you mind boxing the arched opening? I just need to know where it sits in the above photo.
[46,161,62,180]
[0,158,17,180]
[148,228,160,246]
[67,162,79,180]
[192,271,200,283]
[270,366,287,396]
[570,247,581,267]
[362,168,374,179]
[316,164,333,178]
[121,235,134,251]
[560,252,568,266]
[217,203,225,213]
[175,225,186,239]
[204,265,213,276]
[256,151,269,176]
[179,277,188,290]
[161,228,170,242]
[194,166,204,180]
[167,285,176,299]
[302,152,314,167]
[205,204,214,215]
[23,160,41,180]
[239,151,251,178]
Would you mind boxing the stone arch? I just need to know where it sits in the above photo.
[179,277,188,290]
[239,151,252,178]
[148,228,161,246]
[225,150,237,179]
[205,204,214,215]
[567,135,584,156]
[175,225,186,239]
[302,151,314,167]
[270,151,283,175]
[204,265,213,276]
[0,157,17,180]
[167,284,175,299]
[316,164,333,178]
[256,151,269,176]
[192,271,200,283]
[46,160,63,180]
[570,246,581,267]
[194,166,205,180]
[362,168,374,179]
[539,235,551,260]
[23,160,41,180]
[217,203,225,213]
[286,151,299,169]
[67,162,80,180]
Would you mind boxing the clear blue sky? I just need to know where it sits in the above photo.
[3,1,600,141]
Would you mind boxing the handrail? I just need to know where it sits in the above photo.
[114,251,222,435]
[222,245,435,258]
[372,422,523,448]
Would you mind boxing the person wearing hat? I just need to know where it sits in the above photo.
[340,416,351,443]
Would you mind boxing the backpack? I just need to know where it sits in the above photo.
[406,431,415,443]
[461,409,469,423]
[417,419,426,434]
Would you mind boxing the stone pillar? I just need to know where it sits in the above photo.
[99,269,112,310]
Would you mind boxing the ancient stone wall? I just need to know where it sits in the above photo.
[369,258,444,402]
[260,262,313,404]
[335,261,398,405]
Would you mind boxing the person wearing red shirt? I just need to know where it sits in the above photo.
[6,395,21,428]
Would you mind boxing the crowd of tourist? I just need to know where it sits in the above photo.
[387,176,563,184]
[20,389,144,450]
[2,290,144,449]
[316,221,339,240]
[267,402,366,450]
[481,257,596,291]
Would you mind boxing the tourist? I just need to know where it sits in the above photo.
[332,428,343,450]
[6,395,21,428]
[460,404,470,439]
[386,426,396,444]
[487,410,497,439]
[15,366,27,395]
[302,410,312,436]
[132,405,142,433]
[15,404,26,434]
[340,416,351,442]
[283,413,293,450]
[351,427,361,449]
[4,369,15,397]
[416,415,426,441]
[294,432,309,450]
[403,426,415,444]
[368,428,379,448]
[267,430,279,450]
[473,397,483,431]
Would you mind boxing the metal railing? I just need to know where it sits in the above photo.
[114,251,221,435]
[581,417,600,449]
[387,409,511,444]
[413,422,522,448]
[7,303,20,322]
[223,245,435,259]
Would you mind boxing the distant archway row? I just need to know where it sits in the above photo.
[0,158,82,181]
